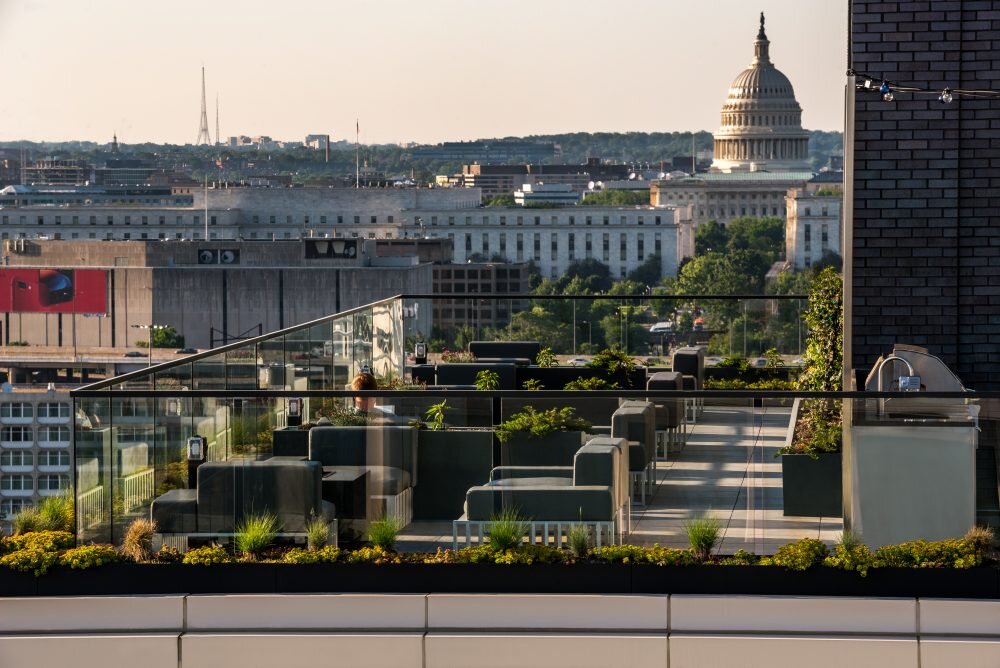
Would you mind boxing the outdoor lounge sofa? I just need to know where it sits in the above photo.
[150,459,336,550]
[612,400,657,504]
[307,425,418,526]
[454,436,630,548]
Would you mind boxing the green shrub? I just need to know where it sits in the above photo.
[155,546,183,563]
[440,349,476,363]
[495,406,592,443]
[37,494,74,532]
[234,513,280,560]
[567,524,591,559]
[424,400,450,431]
[0,548,60,576]
[522,379,544,391]
[182,544,231,565]
[59,545,119,570]
[345,546,402,564]
[718,549,760,566]
[487,508,528,551]
[535,347,558,368]
[871,538,981,569]
[762,347,784,369]
[704,378,796,391]
[717,355,751,373]
[823,542,874,576]
[437,543,567,565]
[306,516,330,552]
[587,348,639,375]
[368,516,402,551]
[761,538,829,571]
[563,377,619,391]
[475,369,500,391]
[10,507,43,535]
[684,517,722,562]
[121,518,157,563]
[588,544,697,566]
[282,545,341,564]
[3,530,75,553]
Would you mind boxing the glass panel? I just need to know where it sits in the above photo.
[74,396,112,543]
[258,334,289,390]
[191,353,227,390]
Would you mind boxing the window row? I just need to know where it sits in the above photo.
[250,215,394,225]
[0,426,71,442]
[0,403,70,419]
[0,474,70,491]
[421,214,666,227]
[0,451,70,467]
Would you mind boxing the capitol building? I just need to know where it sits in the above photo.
[651,13,839,269]
[709,13,811,173]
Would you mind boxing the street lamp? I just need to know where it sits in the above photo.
[131,324,169,367]
[579,320,592,353]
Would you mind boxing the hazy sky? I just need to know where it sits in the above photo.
[0,0,848,145]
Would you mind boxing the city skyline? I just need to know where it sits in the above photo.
[0,0,848,145]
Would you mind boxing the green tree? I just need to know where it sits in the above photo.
[695,220,729,255]
[562,258,613,293]
[627,254,663,287]
[581,190,649,206]
[136,326,185,349]
[484,193,515,207]
[725,216,785,262]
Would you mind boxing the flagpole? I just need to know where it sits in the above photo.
[355,119,360,189]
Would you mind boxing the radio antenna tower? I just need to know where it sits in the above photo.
[215,94,221,146]
[196,67,212,145]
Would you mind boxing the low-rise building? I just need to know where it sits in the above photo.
[399,204,694,281]
[0,387,73,534]
[785,174,843,270]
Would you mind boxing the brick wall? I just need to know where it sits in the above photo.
[851,0,1000,389]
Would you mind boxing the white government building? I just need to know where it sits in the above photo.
[0,17,835,283]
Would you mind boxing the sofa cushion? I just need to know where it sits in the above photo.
[487,476,574,488]
[464,486,615,522]
[194,460,325,533]
[612,402,656,469]
[150,489,197,534]
[308,425,417,479]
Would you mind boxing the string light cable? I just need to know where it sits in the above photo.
[848,68,1000,103]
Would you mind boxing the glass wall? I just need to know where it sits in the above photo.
[72,293,991,552]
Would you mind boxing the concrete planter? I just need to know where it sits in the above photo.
[3,563,998,598]
[781,453,843,517]
[781,398,843,517]
[500,430,586,467]
[413,429,494,521]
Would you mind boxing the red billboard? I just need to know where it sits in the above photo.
[0,269,107,313]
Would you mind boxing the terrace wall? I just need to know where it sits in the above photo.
[1,593,999,667]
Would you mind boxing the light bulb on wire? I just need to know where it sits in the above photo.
[879,81,894,102]
[939,88,953,104]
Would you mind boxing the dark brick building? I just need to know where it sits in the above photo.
[849,0,1000,389]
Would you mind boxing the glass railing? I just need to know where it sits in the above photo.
[401,293,809,361]
[70,293,995,554]
[72,385,994,553]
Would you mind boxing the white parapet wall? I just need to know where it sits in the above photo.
[1,594,1000,668]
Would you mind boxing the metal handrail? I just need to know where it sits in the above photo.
[74,294,402,392]
[70,388,984,400]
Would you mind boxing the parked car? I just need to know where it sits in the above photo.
[567,357,590,367]
[123,351,147,358]
[649,322,674,334]
[175,348,198,354]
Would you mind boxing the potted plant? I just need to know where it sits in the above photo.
[408,400,493,521]
[495,406,593,467]
[779,268,843,517]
